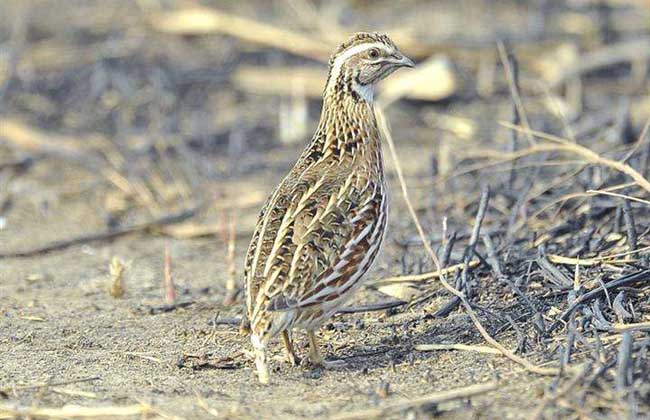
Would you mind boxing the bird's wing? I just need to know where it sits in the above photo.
[246,157,385,321]
[244,139,327,318]
[270,179,385,311]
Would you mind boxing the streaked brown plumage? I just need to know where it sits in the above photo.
[244,32,414,383]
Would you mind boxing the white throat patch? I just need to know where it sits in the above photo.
[354,81,374,103]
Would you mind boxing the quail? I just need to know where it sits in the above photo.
[244,32,414,384]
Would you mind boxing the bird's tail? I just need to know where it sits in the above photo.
[250,334,270,384]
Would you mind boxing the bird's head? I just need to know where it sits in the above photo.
[324,32,414,103]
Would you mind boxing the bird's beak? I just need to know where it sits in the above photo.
[392,54,415,68]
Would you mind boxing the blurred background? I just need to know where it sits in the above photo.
[1,1,650,419]
[1,0,649,246]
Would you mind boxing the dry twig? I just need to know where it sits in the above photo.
[415,343,502,355]
[0,403,153,419]
[0,204,204,258]
[332,380,498,420]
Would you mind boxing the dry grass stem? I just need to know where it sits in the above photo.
[50,388,98,399]
[1,377,101,394]
[374,260,480,285]
[501,122,650,194]
[586,189,650,207]
[163,242,177,305]
[611,322,650,332]
[0,403,154,419]
[123,352,163,364]
[332,380,499,420]
[223,212,238,306]
[547,254,637,267]
[497,42,534,146]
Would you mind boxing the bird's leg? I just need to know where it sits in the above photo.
[307,330,323,365]
[307,330,346,369]
[281,330,300,366]
[251,334,270,384]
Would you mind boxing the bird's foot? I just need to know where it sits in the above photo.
[306,330,347,369]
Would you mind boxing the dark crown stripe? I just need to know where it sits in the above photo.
[328,32,394,67]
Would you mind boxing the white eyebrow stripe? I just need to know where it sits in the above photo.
[326,42,391,93]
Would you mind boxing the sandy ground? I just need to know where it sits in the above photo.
[1,150,546,419]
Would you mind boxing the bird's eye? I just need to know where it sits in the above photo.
[368,48,380,59]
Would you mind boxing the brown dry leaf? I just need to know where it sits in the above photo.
[377,283,420,301]
[159,222,219,239]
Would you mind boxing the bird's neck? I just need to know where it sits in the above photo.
[312,91,381,154]
[321,91,375,123]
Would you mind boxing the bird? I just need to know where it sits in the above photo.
[243,32,414,384]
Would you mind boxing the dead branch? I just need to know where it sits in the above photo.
[332,380,499,420]
[150,7,331,60]
[0,204,205,258]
